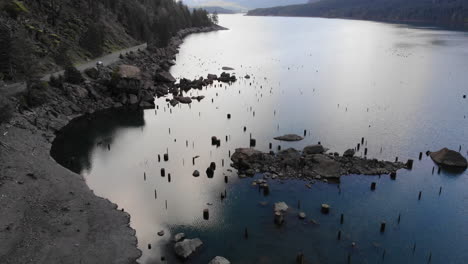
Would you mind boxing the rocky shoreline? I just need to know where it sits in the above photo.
[0,25,226,263]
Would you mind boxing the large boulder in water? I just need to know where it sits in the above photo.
[274,134,304,141]
[274,202,289,212]
[231,148,262,163]
[174,238,203,259]
[430,148,467,168]
[303,144,325,155]
[343,149,356,157]
[209,256,231,264]
[175,96,192,104]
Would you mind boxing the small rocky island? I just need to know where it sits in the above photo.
[231,144,406,181]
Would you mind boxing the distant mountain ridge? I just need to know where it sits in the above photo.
[247,0,468,30]
[192,6,237,14]
[184,0,308,11]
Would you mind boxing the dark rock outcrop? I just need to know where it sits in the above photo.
[430,148,467,168]
[174,238,203,259]
[343,149,356,157]
[274,134,304,141]
[303,144,325,155]
[231,146,405,181]
[154,71,176,83]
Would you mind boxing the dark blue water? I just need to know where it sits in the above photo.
[52,15,467,264]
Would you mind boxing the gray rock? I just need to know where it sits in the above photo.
[128,94,139,105]
[209,256,231,264]
[115,65,142,93]
[298,212,306,219]
[207,74,218,80]
[309,154,341,178]
[84,67,99,79]
[274,134,304,142]
[170,99,179,107]
[231,148,262,164]
[174,233,185,242]
[303,144,325,155]
[430,148,467,168]
[174,238,203,259]
[157,230,165,236]
[343,149,356,157]
[175,96,192,104]
[155,71,176,83]
[193,170,200,177]
[274,202,288,212]
[222,66,234,71]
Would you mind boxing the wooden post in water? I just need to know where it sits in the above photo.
[340,214,344,224]
[371,182,376,191]
[250,138,256,147]
[296,252,305,264]
[380,222,386,233]
[418,191,422,200]
[406,159,414,170]
[337,230,341,240]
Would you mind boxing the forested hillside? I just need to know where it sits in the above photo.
[248,0,468,29]
[0,0,212,81]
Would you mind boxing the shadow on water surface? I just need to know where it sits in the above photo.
[51,108,145,174]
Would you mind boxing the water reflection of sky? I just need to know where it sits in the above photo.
[53,15,467,263]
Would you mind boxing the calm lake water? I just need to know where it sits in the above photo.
[52,15,467,263]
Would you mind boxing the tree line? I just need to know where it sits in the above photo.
[0,0,214,81]
[248,0,468,29]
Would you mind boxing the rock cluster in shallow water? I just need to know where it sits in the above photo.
[231,145,406,181]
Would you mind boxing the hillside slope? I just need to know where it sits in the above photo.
[247,0,468,29]
[0,0,212,82]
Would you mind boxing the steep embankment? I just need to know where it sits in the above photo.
[247,0,468,30]
[0,0,212,81]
